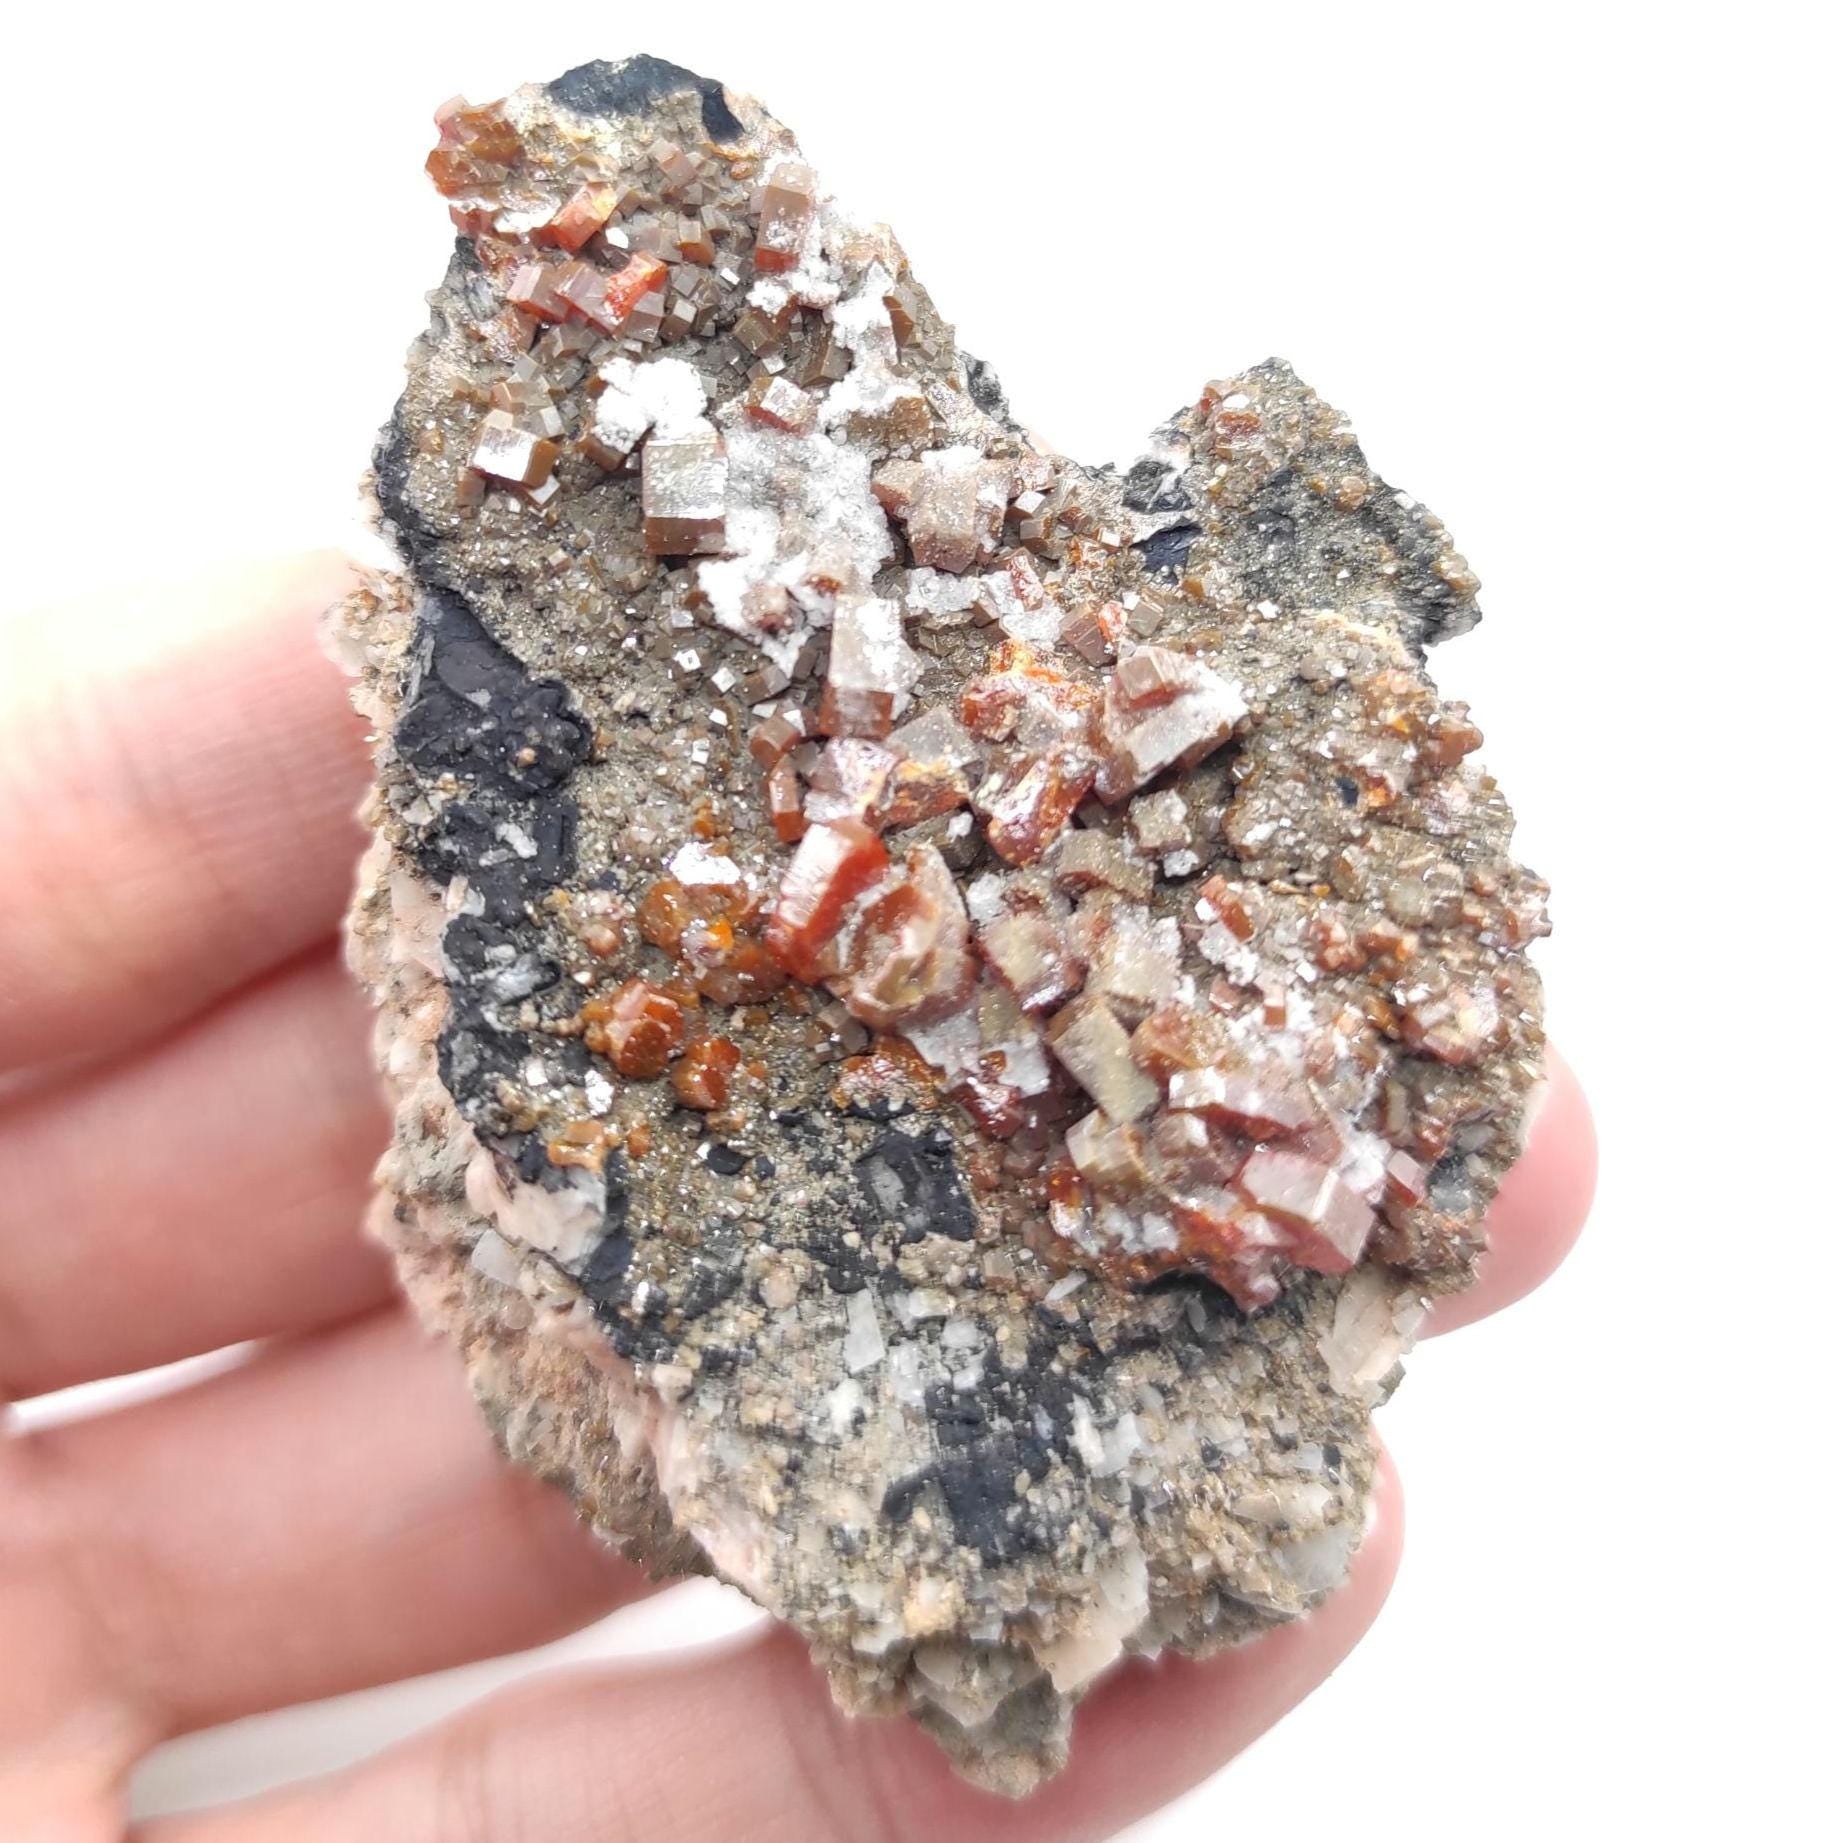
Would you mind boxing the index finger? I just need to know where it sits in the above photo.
[0,552,367,1075]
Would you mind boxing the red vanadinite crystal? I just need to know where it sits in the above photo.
[959,641,1093,743]
[425,100,521,196]
[1164,1066,1317,1140]
[836,844,974,1031]
[583,979,689,1079]
[1128,1003,1226,1080]
[541,182,619,252]
[765,758,807,842]
[506,263,571,323]
[983,748,1098,865]
[1235,1147,1375,1274]
[882,757,968,829]
[1197,874,1257,941]
[1093,646,1246,803]
[803,738,897,826]
[638,877,786,1005]
[673,1036,742,1110]
[753,160,815,272]
[640,876,733,951]
[433,98,521,158]
[764,820,890,981]
[697,939,787,1005]
[744,374,818,434]
[603,253,670,325]
[978,908,1084,1014]
[1383,1148,1429,1208]
[954,1077,1029,1139]
[425,147,483,196]
[553,260,618,326]
[747,713,802,769]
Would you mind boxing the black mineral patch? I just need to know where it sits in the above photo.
[413,802,573,927]
[805,1215,877,1293]
[704,1141,749,1176]
[581,1225,635,1309]
[371,408,438,574]
[395,590,594,1153]
[961,351,1012,422]
[854,1128,976,1243]
[880,1309,1095,1563]
[882,1430,1055,1564]
[1122,456,1191,514]
[398,593,593,799]
[676,1249,745,1322]
[546,55,743,142]
[1134,521,1203,576]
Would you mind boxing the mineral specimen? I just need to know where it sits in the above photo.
[337,53,1547,1793]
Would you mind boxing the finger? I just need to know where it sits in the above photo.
[1424,1047,1595,1335]
[17,1308,654,1765]
[0,950,392,1401]
[134,1459,1403,1843]
[0,552,369,1075]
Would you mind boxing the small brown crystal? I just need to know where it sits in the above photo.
[641,424,727,554]
[744,374,818,434]
[765,757,807,842]
[978,907,1085,1014]
[506,262,570,323]
[1047,995,1160,1123]
[820,595,917,740]
[469,410,559,489]
[753,159,815,272]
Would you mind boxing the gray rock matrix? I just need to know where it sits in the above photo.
[334,56,1545,1791]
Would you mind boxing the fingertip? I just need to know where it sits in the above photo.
[1424,1045,1595,1334]
[215,546,363,612]
[0,555,377,1074]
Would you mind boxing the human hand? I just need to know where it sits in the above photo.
[0,554,1596,1842]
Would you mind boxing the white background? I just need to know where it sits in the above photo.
[2,3,1835,1837]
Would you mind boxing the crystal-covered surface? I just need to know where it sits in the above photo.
[336,53,1546,1793]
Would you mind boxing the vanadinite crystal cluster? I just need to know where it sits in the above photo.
[337,55,1547,1792]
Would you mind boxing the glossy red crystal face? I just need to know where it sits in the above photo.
[764,820,890,982]
[583,980,689,1079]
[833,844,975,1031]
[981,749,1096,866]
[604,252,670,324]
[542,182,619,252]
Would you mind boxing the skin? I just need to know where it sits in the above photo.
[0,554,1596,1843]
